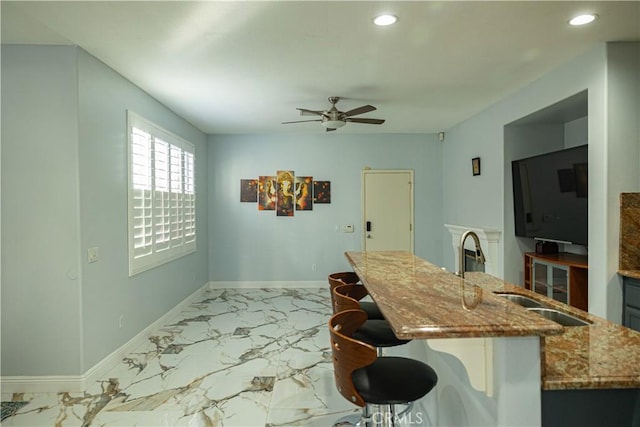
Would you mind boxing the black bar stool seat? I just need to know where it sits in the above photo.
[333,283,410,349]
[328,272,385,320]
[359,301,385,321]
[353,356,436,405]
[351,319,410,348]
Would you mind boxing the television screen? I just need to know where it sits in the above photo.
[512,145,588,245]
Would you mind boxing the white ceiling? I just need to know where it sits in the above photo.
[2,1,639,134]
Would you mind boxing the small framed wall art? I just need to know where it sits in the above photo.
[472,157,481,176]
[257,176,276,210]
[313,181,331,203]
[240,179,258,202]
[295,176,313,211]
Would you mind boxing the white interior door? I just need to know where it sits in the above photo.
[362,170,414,252]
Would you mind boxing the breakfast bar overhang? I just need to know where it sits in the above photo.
[344,251,563,340]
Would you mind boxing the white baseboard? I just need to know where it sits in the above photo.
[0,283,210,394]
[209,280,326,289]
[0,375,85,394]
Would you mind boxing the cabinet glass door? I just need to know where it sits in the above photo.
[532,260,569,304]
[532,262,549,295]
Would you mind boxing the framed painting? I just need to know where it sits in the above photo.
[240,179,258,202]
[295,176,313,211]
[313,181,331,203]
[276,170,295,216]
[472,157,481,176]
[258,176,276,210]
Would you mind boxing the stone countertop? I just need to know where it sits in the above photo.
[619,193,640,272]
[464,271,640,391]
[344,251,563,339]
[619,270,640,280]
[345,251,640,391]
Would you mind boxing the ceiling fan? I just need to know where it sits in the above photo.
[282,96,385,131]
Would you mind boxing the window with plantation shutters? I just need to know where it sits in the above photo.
[127,111,196,276]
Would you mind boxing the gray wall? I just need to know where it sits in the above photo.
[1,45,209,376]
[76,49,209,371]
[207,133,443,282]
[605,42,640,318]
[2,45,83,376]
[441,42,640,322]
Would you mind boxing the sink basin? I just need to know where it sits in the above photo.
[495,293,544,308]
[527,307,592,327]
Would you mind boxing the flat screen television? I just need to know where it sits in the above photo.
[512,144,588,245]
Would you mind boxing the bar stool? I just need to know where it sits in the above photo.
[328,272,385,320]
[329,309,437,427]
[333,284,411,353]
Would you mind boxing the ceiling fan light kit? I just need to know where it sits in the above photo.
[323,120,346,129]
[282,96,385,131]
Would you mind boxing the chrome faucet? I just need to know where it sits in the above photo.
[458,230,486,278]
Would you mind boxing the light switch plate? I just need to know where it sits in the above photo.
[88,247,99,263]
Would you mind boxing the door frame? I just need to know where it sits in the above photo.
[361,169,415,253]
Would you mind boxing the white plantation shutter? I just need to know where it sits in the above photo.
[184,151,196,243]
[169,144,184,244]
[127,111,196,276]
[130,127,153,259]
[154,139,171,253]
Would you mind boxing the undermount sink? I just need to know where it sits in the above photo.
[495,293,545,308]
[495,293,591,326]
[526,307,592,327]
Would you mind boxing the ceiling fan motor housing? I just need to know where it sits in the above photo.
[325,110,345,121]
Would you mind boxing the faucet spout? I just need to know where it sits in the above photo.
[458,230,486,278]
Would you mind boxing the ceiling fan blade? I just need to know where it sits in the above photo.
[343,105,376,117]
[281,119,322,124]
[297,108,325,116]
[346,118,385,125]
[326,127,337,132]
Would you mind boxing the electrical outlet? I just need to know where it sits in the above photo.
[119,315,124,329]
[312,263,317,272]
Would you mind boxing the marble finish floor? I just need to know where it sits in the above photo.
[1,287,364,426]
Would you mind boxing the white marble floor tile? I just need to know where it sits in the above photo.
[1,392,89,426]
[265,407,362,427]
[2,287,364,427]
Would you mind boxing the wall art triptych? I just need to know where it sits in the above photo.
[240,171,330,217]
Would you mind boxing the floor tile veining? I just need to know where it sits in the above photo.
[1,287,361,426]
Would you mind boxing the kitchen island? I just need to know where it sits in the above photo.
[345,251,640,426]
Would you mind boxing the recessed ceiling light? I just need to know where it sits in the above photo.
[374,14,397,26]
[569,14,597,26]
